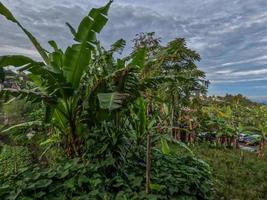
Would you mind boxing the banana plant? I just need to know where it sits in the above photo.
[0,1,170,157]
[0,1,116,157]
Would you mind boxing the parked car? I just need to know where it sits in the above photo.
[243,134,261,145]
[238,133,247,143]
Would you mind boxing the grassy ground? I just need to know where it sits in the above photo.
[191,144,267,200]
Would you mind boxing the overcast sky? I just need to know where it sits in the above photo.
[1,0,267,101]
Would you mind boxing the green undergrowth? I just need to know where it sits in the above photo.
[0,144,32,175]
[191,144,267,200]
[0,148,214,200]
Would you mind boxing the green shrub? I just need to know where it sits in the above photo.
[122,149,214,200]
[0,149,214,200]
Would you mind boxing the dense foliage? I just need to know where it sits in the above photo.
[0,1,215,199]
[0,149,213,200]
[0,1,266,199]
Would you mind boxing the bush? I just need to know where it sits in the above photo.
[0,149,214,200]
[151,150,214,199]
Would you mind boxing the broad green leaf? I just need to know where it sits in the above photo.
[0,88,56,104]
[0,55,40,68]
[115,192,128,200]
[75,2,111,42]
[64,178,76,190]
[97,92,128,111]
[51,101,69,133]
[150,183,161,191]
[65,22,77,36]
[0,3,16,22]
[173,140,194,156]
[75,17,96,43]
[0,185,11,195]
[0,121,42,133]
[160,137,170,155]
[0,3,49,63]
[63,44,91,88]
[78,175,90,187]
[49,51,63,69]
[44,105,54,122]
[28,179,52,189]
[40,134,60,146]
[27,74,43,90]
[147,116,156,130]
[132,176,143,187]
[48,40,59,51]
[130,48,147,68]
[34,191,46,198]
[63,1,112,88]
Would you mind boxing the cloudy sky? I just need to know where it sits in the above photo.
[1,0,267,101]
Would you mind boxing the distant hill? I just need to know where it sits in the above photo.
[249,97,267,104]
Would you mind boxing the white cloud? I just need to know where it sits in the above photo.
[1,0,267,96]
[0,45,40,58]
[209,55,267,69]
[211,77,267,83]
[230,68,267,76]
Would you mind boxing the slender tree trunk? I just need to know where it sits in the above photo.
[190,131,195,144]
[145,131,152,193]
[236,139,240,149]
[170,105,174,138]
[176,129,181,141]
[234,134,239,149]
[262,139,265,157]
[145,99,153,194]
[185,129,191,144]
[228,137,233,148]
[258,138,265,158]
[170,94,175,139]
